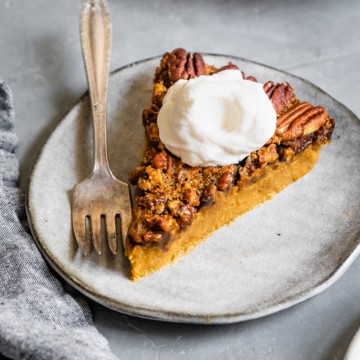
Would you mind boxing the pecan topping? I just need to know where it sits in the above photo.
[245,75,258,82]
[128,221,143,243]
[152,83,167,107]
[277,102,312,132]
[239,153,259,178]
[193,53,206,77]
[142,148,158,164]
[145,123,160,143]
[167,200,183,217]
[276,102,328,140]
[155,48,206,86]
[239,71,258,82]
[151,151,174,174]
[148,215,179,233]
[315,118,335,144]
[201,184,218,207]
[142,106,158,127]
[215,62,239,73]
[137,167,163,191]
[166,155,174,174]
[283,134,314,154]
[143,231,168,244]
[182,186,200,207]
[161,48,186,84]
[277,146,295,162]
[257,144,279,168]
[152,151,168,170]
[178,205,196,226]
[217,172,234,191]
[136,194,167,214]
[217,165,238,191]
[203,166,220,186]
[263,81,275,97]
[264,81,295,115]
[302,109,329,135]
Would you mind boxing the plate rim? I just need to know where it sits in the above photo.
[26,53,360,324]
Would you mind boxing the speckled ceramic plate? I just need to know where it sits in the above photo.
[26,55,360,324]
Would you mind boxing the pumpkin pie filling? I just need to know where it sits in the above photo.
[125,48,335,281]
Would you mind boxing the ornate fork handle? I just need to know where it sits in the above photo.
[81,0,112,176]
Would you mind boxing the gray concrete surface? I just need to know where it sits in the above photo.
[1,0,359,358]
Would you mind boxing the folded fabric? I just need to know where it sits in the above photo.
[0,81,118,360]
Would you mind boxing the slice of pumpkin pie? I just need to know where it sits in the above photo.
[125,48,335,281]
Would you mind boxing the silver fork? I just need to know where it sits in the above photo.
[72,0,131,255]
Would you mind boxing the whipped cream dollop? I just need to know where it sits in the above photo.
[157,70,277,167]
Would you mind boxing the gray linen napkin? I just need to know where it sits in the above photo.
[0,81,118,360]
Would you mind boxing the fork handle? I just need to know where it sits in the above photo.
[80,0,112,175]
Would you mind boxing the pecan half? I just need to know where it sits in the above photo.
[245,75,258,82]
[193,53,206,77]
[263,81,276,97]
[277,102,312,133]
[151,150,174,174]
[152,151,168,170]
[276,102,328,140]
[215,62,239,73]
[168,48,187,82]
[155,48,206,86]
[264,81,295,115]
[238,70,258,82]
